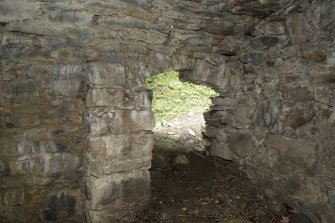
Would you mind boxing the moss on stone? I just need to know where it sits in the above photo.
[145,71,218,127]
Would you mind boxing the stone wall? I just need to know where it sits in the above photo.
[0,0,334,222]
[0,63,84,221]
[200,2,335,222]
[0,2,87,222]
[83,62,154,222]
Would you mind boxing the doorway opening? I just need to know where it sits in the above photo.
[145,70,218,153]
[134,71,276,223]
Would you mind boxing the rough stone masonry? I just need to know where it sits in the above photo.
[0,0,334,222]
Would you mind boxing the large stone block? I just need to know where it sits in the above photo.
[319,0,335,34]
[89,134,131,157]
[88,63,126,87]
[0,2,39,21]
[0,159,10,176]
[43,153,81,175]
[88,211,122,223]
[285,109,314,129]
[239,52,266,65]
[0,188,24,207]
[86,170,150,220]
[286,14,308,44]
[317,109,335,137]
[327,52,335,67]
[265,135,317,168]
[327,189,335,205]
[42,65,84,97]
[228,133,257,158]
[88,135,108,155]
[204,20,236,35]
[182,35,213,52]
[204,125,228,142]
[5,114,41,128]
[122,174,150,202]
[147,53,173,74]
[281,86,314,102]
[16,140,37,155]
[14,155,44,175]
[39,141,58,153]
[183,56,243,92]
[258,0,281,5]
[258,22,285,35]
[107,134,132,157]
[42,191,77,221]
[250,35,288,49]
[233,104,254,124]
[328,110,335,124]
[108,110,130,134]
[284,177,320,205]
[130,110,155,132]
[86,88,133,109]
[131,131,153,157]
[51,76,83,97]
[303,49,327,63]
[88,118,109,136]
[89,171,150,210]
[96,109,154,134]
[0,139,18,157]
[134,89,152,110]
[99,155,152,176]
[210,142,234,160]
[232,7,274,18]
[124,6,158,21]
[8,80,42,95]
[90,176,123,210]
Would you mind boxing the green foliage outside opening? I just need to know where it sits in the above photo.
[145,71,219,128]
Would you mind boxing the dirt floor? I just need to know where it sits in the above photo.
[134,113,288,223]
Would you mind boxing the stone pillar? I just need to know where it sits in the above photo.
[83,63,155,222]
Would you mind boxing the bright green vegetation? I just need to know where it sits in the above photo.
[145,71,219,127]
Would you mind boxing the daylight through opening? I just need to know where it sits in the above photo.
[137,72,273,223]
[145,71,218,152]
